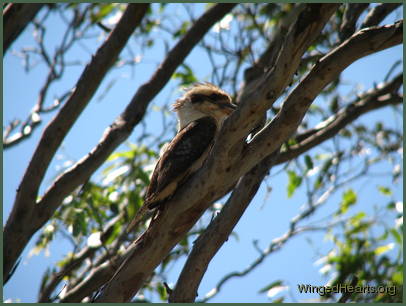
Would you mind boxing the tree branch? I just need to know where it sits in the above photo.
[217,4,339,158]
[241,3,307,135]
[169,72,402,302]
[93,16,401,304]
[169,6,319,300]
[276,73,403,164]
[242,3,306,84]
[4,3,149,282]
[93,4,339,303]
[339,3,369,41]
[35,2,237,230]
[4,9,81,149]
[200,167,370,302]
[338,275,359,302]
[4,3,401,302]
[169,152,278,302]
[361,3,402,28]
[60,249,130,302]
[38,214,124,302]
[15,2,237,300]
[3,3,45,54]
[247,21,403,169]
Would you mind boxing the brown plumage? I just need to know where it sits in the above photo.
[127,83,236,231]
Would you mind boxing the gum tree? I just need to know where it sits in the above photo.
[3,3,403,303]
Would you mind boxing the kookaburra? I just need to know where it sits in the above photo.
[127,83,236,231]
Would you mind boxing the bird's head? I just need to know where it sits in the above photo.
[173,83,237,130]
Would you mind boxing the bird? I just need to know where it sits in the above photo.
[127,83,237,231]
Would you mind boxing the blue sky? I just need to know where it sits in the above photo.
[3,4,403,303]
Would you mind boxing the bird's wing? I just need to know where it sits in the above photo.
[146,116,218,205]
[127,116,217,232]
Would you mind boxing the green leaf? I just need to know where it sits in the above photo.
[314,176,323,190]
[329,96,339,113]
[321,157,333,173]
[304,155,314,170]
[39,267,51,292]
[143,19,156,33]
[157,283,167,300]
[351,212,366,222]
[56,252,74,268]
[110,202,119,215]
[378,186,392,196]
[172,63,198,86]
[377,229,389,241]
[136,168,151,185]
[389,228,402,244]
[287,170,302,198]
[127,192,142,218]
[173,21,189,38]
[179,236,189,247]
[72,211,87,237]
[159,3,167,12]
[146,39,154,47]
[287,138,298,146]
[340,129,352,138]
[107,150,135,161]
[104,222,121,245]
[90,4,116,24]
[258,280,283,293]
[347,222,371,235]
[314,157,333,189]
[386,201,396,210]
[349,212,366,227]
[339,189,357,214]
[354,125,367,134]
[374,243,394,255]
[392,271,403,284]
[315,153,332,160]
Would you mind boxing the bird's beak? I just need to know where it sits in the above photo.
[222,102,237,114]
[226,103,237,110]
[208,98,237,114]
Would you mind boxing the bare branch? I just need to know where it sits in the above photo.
[6,0,237,296]
[240,3,307,135]
[60,250,129,302]
[93,4,339,303]
[35,2,237,230]
[338,275,359,302]
[200,167,369,302]
[3,3,45,54]
[38,214,124,302]
[169,72,403,302]
[339,3,369,41]
[200,225,324,302]
[217,4,339,157]
[247,21,403,169]
[361,3,402,28]
[276,73,403,164]
[169,153,277,302]
[93,15,401,304]
[168,6,315,300]
[242,3,306,84]
[3,114,41,148]
[4,3,150,282]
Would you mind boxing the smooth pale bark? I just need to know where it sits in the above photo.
[4,3,150,281]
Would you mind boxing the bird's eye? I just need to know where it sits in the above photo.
[190,94,204,103]
[209,93,220,100]
[209,93,229,102]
